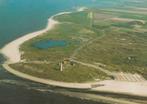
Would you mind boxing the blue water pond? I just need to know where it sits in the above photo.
[33,40,67,49]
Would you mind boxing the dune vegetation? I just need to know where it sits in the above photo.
[10,9,147,82]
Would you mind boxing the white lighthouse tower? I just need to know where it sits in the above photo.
[60,62,63,72]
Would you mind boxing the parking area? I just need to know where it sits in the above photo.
[114,72,145,82]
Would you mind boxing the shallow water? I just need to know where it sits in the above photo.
[33,40,67,49]
[0,0,146,104]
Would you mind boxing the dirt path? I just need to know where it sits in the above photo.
[70,30,106,59]
[70,59,114,76]
[71,38,97,59]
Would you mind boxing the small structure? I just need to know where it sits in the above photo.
[91,84,105,88]
[59,58,76,71]
[63,58,69,64]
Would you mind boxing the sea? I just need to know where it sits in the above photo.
[0,0,145,104]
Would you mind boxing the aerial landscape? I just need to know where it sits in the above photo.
[0,0,147,104]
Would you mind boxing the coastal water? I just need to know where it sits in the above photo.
[0,0,146,104]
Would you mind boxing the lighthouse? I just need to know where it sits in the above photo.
[60,62,63,72]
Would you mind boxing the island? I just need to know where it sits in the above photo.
[1,8,147,97]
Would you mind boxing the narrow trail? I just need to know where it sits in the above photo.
[70,30,106,59]
[70,59,114,76]
[70,38,97,59]
[21,60,51,64]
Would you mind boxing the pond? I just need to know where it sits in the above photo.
[33,40,67,49]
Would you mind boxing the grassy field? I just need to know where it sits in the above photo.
[10,62,108,82]
[10,8,147,82]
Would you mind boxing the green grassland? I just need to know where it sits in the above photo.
[11,63,107,82]
[10,9,147,82]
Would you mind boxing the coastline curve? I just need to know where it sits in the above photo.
[1,9,147,97]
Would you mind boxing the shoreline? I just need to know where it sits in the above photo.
[1,17,57,63]
[0,12,71,64]
[2,63,147,97]
[0,10,95,89]
[1,10,147,97]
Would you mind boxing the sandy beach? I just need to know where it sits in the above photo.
[1,15,58,63]
[1,10,147,97]
[0,11,72,64]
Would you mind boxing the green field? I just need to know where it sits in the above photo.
[10,8,147,82]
